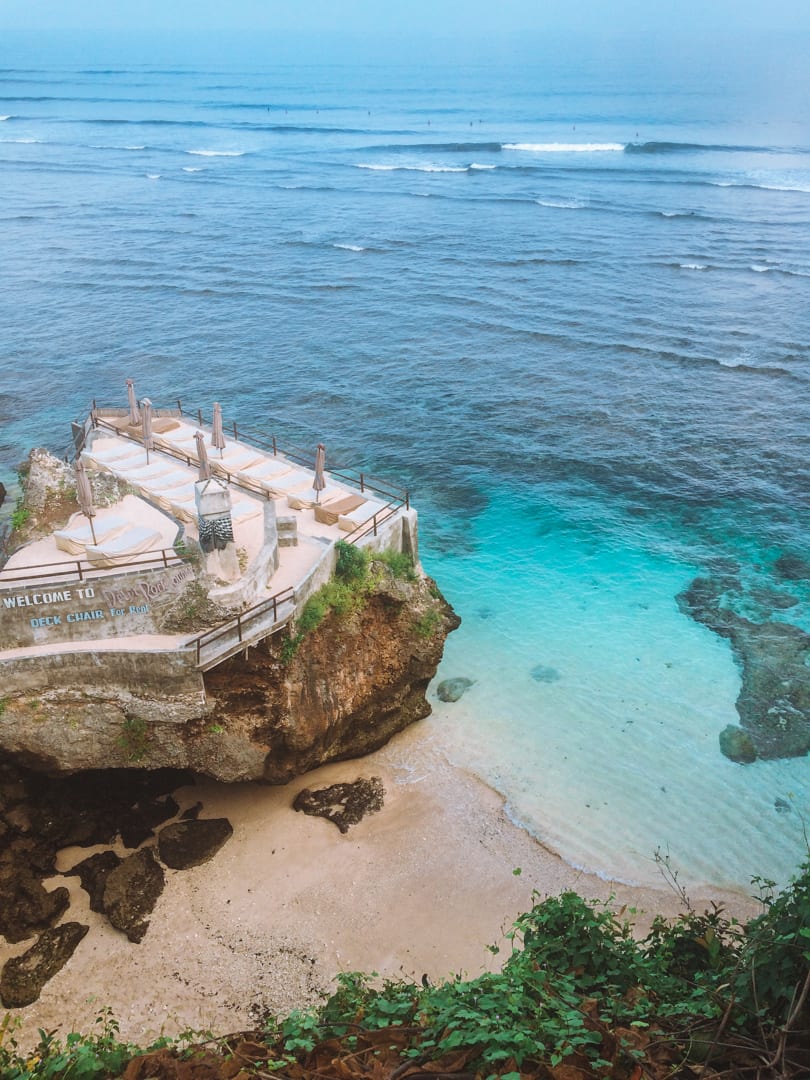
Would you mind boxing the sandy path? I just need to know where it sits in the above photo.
[2,720,761,1047]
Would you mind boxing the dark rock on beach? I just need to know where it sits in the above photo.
[158,818,233,869]
[0,922,88,1008]
[436,677,474,702]
[294,777,385,834]
[0,852,70,944]
[0,481,6,508]
[103,848,165,943]
[66,850,122,913]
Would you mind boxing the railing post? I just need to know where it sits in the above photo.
[272,435,277,456]
[196,639,201,665]
[76,560,83,581]
[373,513,378,536]
[237,615,243,643]
[162,549,168,568]
[197,408,203,427]
[360,472,365,493]
[405,491,410,510]
[233,421,239,440]
[177,398,183,415]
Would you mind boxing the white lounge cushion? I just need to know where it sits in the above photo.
[85,526,163,566]
[259,468,313,496]
[286,483,345,510]
[212,445,267,473]
[337,499,389,533]
[54,514,129,556]
[231,499,263,524]
[118,460,179,483]
[240,458,294,482]
[82,444,147,473]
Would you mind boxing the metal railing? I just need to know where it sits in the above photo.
[85,400,411,516]
[0,548,184,589]
[187,585,296,668]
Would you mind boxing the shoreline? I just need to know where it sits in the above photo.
[1,719,762,1046]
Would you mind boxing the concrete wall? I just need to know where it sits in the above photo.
[0,562,198,651]
[0,648,205,724]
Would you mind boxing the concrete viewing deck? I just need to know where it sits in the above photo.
[0,403,415,685]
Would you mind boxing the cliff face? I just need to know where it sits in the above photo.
[0,567,459,783]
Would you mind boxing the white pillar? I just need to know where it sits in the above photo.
[195,478,240,583]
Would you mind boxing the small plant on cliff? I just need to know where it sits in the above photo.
[0,697,7,719]
[10,500,30,532]
[413,609,441,639]
[375,549,417,581]
[118,716,150,762]
[335,539,369,583]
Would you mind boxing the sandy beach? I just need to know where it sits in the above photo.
[1,714,761,1048]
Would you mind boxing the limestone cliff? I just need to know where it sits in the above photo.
[0,567,459,783]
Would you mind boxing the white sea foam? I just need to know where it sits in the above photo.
[146,173,161,180]
[356,163,467,172]
[1,137,40,144]
[334,243,365,252]
[182,166,202,173]
[124,145,145,150]
[680,263,707,270]
[751,264,771,272]
[186,149,245,157]
[0,115,11,121]
[537,198,584,209]
[469,162,496,170]
[504,142,624,152]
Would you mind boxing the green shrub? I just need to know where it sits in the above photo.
[375,549,416,581]
[413,609,441,639]
[334,539,368,583]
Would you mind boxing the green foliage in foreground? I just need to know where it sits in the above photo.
[6,865,810,1079]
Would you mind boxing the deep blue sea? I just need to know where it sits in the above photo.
[2,30,809,891]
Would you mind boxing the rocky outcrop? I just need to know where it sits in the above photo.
[103,848,165,944]
[0,922,88,1008]
[157,818,233,869]
[293,777,385,833]
[678,575,810,762]
[1,566,459,783]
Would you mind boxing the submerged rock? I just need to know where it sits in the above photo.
[774,553,810,582]
[531,664,561,683]
[680,575,810,761]
[103,848,165,943]
[719,725,757,764]
[774,797,792,815]
[0,922,88,1007]
[158,818,233,869]
[293,777,385,834]
[436,677,474,702]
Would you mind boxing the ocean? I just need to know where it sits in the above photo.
[1,30,809,893]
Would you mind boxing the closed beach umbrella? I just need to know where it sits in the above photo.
[313,443,326,503]
[74,459,97,545]
[126,378,140,425]
[211,401,226,456]
[141,397,154,463]
[194,430,211,481]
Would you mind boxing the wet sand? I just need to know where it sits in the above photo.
[2,718,761,1047]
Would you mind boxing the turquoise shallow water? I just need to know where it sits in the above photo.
[1,31,809,890]
[425,490,810,891]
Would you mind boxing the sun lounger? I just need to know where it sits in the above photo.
[150,417,182,435]
[117,459,179,483]
[212,445,268,475]
[136,468,196,495]
[54,514,129,556]
[82,443,146,473]
[85,526,164,567]
[287,483,346,511]
[240,457,294,483]
[338,499,389,533]
[149,482,196,513]
[231,499,263,524]
[259,468,313,497]
[313,493,367,526]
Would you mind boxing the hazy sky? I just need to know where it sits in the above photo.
[3,0,810,34]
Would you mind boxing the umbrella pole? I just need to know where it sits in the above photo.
[88,516,97,545]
